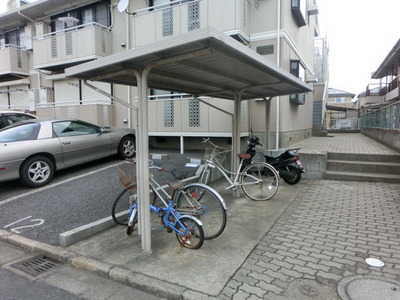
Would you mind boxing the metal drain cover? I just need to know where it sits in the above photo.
[338,275,400,300]
[10,256,59,277]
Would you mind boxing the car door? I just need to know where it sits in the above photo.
[53,120,113,167]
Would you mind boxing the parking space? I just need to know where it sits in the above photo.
[0,150,203,246]
[0,159,122,245]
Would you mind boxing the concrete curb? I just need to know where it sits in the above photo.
[0,229,217,299]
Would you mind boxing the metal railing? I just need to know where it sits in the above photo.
[131,0,201,16]
[360,101,400,130]
[33,22,111,41]
[366,76,399,97]
[0,44,26,50]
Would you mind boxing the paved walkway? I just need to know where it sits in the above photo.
[220,179,400,299]
[289,133,399,155]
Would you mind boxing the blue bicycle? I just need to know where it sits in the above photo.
[116,160,207,249]
[112,160,227,241]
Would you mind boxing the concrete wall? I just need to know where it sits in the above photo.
[361,128,400,153]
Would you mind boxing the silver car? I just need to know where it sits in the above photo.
[0,119,135,188]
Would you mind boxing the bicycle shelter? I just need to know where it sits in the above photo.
[65,27,311,252]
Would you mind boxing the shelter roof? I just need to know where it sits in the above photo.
[66,27,311,101]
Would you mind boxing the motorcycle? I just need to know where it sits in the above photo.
[241,133,304,185]
[263,148,305,185]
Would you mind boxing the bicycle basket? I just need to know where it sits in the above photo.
[117,161,137,190]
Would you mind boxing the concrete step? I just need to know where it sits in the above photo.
[326,160,400,175]
[324,170,400,184]
[327,153,400,163]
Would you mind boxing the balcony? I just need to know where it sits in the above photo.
[147,94,248,136]
[131,0,250,47]
[0,45,29,82]
[33,23,112,71]
[366,76,399,103]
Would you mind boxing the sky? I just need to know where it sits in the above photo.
[1,0,398,95]
[317,0,399,95]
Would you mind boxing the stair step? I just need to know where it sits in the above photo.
[327,153,400,163]
[324,170,400,183]
[326,160,400,174]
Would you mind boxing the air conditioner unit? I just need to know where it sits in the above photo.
[39,87,52,104]
[28,89,38,111]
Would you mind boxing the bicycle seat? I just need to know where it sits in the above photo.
[167,181,184,190]
[170,169,188,180]
[238,153,251,160]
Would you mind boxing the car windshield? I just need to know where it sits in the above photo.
[0,123,40,142]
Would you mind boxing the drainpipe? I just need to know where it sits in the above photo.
[275,0,281,150]
[18,11,37,24]
[126,6,132,128]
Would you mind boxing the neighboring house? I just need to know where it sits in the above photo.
[358,38,400,113]
[0,0,326,149]
[325,88,358,130]
[359,39,400,151]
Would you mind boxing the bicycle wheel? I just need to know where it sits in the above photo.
[241,162,279,201]
[112,189,137,226]
[198,165,212,185]
[127,206,138,235]
[175,216,204,249]
[112,187,157,226]
[175,183,227,240]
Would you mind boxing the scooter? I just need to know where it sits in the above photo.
[263,148,305,184]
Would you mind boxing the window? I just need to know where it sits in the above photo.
[291,0,307,27]
[0,123,40,142]
[290,60,306,105]
[53,121,100,137]
[51,0,110,32]
[335,97,346,103]
[0,28,26,48]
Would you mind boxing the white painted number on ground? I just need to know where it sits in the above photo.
[4,216,45,234]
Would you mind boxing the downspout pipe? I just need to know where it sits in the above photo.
[276,0,281,150]
[18,11,37,24]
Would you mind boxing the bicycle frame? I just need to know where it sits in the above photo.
[129,198,201,237]
[204,155,262,191]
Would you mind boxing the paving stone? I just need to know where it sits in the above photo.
[256,281,284,295]
[239,283,266,298]
[232,290,250,300]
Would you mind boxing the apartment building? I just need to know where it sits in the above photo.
[0,0,323,149]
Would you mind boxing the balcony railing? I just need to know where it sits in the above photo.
[0,44,29,77]
[33,22,112,70]
[130,0,250,47]
[366,76,399,96]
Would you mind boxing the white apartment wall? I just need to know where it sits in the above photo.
[248,0,316,147]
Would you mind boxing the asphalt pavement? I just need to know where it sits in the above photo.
[1,133,400,300]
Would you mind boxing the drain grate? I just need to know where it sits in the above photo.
[11,256,59,277]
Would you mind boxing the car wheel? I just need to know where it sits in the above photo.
[20,156,55,188]
[118,136,135,159]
